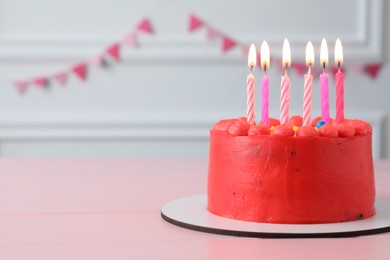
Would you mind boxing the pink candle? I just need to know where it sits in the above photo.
[335,39,344,124]
[320,39,330,124]
[320,72,330,123]
[303,41,314,126]
[247,44,257,125]
[335,69,344,124]
[280,39,291,124]
[260,41,270,125]
[262,74,269,125]
[247,73,255,125]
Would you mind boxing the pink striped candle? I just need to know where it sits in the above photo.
[335,68,344,124]
[303,68,313,126]
[280,71,291,124]
[335,39,344,124]
[320,39,330,123]
[247,44,257,125]
[247,73,255,125]
[280,39,291,124]
[303,41,314,126]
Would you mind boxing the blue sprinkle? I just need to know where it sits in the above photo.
[316,120,326,129]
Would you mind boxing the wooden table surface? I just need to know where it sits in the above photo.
[0,159,389,260]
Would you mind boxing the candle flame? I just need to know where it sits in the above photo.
[260,41,270,70]
[248,43,257,68]
[335,38,343,65]
[320,38,328,67]
[282,39,291,68]
[305,41,314,66]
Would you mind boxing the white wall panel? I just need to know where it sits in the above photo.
[0,0,387,158]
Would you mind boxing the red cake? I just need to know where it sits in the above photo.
[207,116,375,224]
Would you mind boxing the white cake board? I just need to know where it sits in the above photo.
[161,194,390,238]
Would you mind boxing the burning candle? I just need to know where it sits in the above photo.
[260,41,270,126]
[320,38,330,124]
[247,43,257,125]
[303,41,314,126]
[335,38,344,124]
[280,39,291,124]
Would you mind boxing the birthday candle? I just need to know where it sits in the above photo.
[280,39,291,125]
[260,41,270,126]
[303,41,314,126]
[320,38,330,124]
[247,44,256,125]
[335,39,344,124]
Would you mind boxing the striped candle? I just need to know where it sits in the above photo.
[303,41,314,126]
[280,71,291,124]
[247,44,257,125]
[335,39,344,124]
[280,39,291,124]
[247,73,255,125]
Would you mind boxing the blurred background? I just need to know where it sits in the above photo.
[0,0,388,159]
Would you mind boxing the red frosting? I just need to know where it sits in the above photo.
[296,126,319,137]
[208,117,375,224]
[248,125,271,136]
[288,115,303,127]
[272,125,295,137]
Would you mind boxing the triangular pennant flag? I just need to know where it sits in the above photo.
[14,81,29,95]
[256,51,262,68]
[221,35,236,53]
[293,63,307,75]
[72,63,88,80]
[54,72,68,86]
[330,66,339,76]
[90,55,104,66]
[106,43,121,61]
[206,27,219,40]
[188,14,203,32]
[122,32,137,47]
[137,18,153,34]
[364,63,382,79]
[33,76,48,88]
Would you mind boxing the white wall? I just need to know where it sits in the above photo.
[0,0,388,158]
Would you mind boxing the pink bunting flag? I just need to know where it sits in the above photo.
[33,77,48,88]
[90,55,104,66]
[106,43,121,61]
[206,27,219,40]
[137,18,153,34]
[222,36,236,53]
[14,81,29,95]
[54,72,68,86]
[364,63,382,79]
[188,14,203,32]
[330,66,339,79]
[72,63,88,81]
[123,32,137,47]
[257,52,262,68]
[293,63,307,75]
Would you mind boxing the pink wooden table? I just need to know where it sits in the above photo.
[0,159,389,260]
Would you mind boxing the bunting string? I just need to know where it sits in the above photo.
[13,6,384,96]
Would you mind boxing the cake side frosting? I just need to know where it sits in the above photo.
[207,116,375,224]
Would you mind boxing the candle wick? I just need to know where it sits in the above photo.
[264,65,267,74]
[250,65,253,74]
[338,62,341,73]
[308,64,312,74]
[323,62,326,70]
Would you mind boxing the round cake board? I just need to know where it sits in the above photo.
[161,194,390,238]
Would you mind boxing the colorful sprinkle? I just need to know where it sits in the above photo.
[316,120,326,129]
